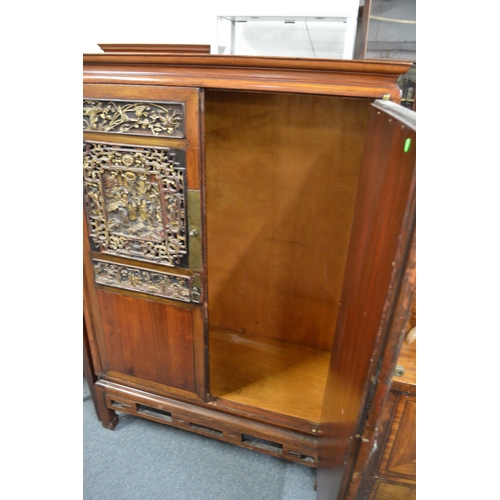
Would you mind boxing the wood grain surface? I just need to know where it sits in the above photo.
[379,395,416,479]
[210,327,331,423]
[370,480,416,500]
[84,54,411,100]
[393,339,416,392]
[317,101,416,500]
[97,290,197,393]
[205,90,370,350]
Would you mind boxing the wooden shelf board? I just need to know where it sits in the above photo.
[209,327,331,423]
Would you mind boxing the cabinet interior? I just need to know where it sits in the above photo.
[205,90,372,423]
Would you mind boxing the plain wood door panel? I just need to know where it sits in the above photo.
[98,290,196,393]
[317,100,416,500]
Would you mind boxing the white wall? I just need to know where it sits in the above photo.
[82,0,359,54]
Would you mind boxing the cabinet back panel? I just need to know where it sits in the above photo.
[97,290,196,392]
[205,91,370,350]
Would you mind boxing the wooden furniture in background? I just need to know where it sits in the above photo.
[340,301,416,499]
[83,48,416,499]
[98,44,211,54]
[354,0,416,112]
[354,0,416,61]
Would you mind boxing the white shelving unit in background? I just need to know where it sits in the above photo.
[215,12,359,59]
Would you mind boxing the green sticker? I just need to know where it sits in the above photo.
[404,138,412,153]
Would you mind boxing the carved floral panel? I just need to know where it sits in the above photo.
[84,142,188,267]
[83,99,185,138]
[93,260,193,302]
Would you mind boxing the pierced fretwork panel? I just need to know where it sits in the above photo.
[84,142,188,267]
[83,99,185,138]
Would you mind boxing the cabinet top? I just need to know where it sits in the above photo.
[83,53,411,101]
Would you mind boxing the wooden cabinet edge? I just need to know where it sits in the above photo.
[83,55,410,101]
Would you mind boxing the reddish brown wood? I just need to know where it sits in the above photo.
[82,55,416,489]
[97,378,319,466]
[93,383,120,429]
[84,82,198,103]
[83,80,208,407]
[83,213,109,374]
[209,327,330,431]
[208,398,320,437]
[349,388,416,498]
[83,54,410,101]
[392,339,416,394]
[84,212,119,430]
[83,83,202,190]
[83,317,99,416]
[97,290,197,393]
[98,44,211,54]
[192,305,208,400]
[185,87,202,190]
[380,396,416,478]
[342,237,416,500]
[369,479,416,499]
[84,53,410,74]
[317,100,416,500]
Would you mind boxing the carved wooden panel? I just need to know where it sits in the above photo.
[83,142,188,267]
[93,260,201,303]
[83,99,185,138]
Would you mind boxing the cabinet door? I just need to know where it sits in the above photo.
[83,84,207,401]
[317,100,416,500]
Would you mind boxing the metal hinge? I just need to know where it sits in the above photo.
[187,190,202,272]
[191,274,202,303]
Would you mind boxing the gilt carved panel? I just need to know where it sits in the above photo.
[84,142,188,267]
[93,260,194,302]
[83,99,185,138]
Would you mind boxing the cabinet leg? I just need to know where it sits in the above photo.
[94,383,119,430]
[83,320,119,429]
[83,324,102,420]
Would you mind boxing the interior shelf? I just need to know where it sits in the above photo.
[209,327,331,423]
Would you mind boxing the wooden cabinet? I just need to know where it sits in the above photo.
[83,47,416,500]
[379,393,416,480]
[367,372,416,499]
[84,83,206,404]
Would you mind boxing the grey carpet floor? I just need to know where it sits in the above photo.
[84,377,317,500]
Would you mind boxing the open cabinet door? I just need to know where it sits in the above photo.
[316,100,416,499]
[83,84,208,428]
